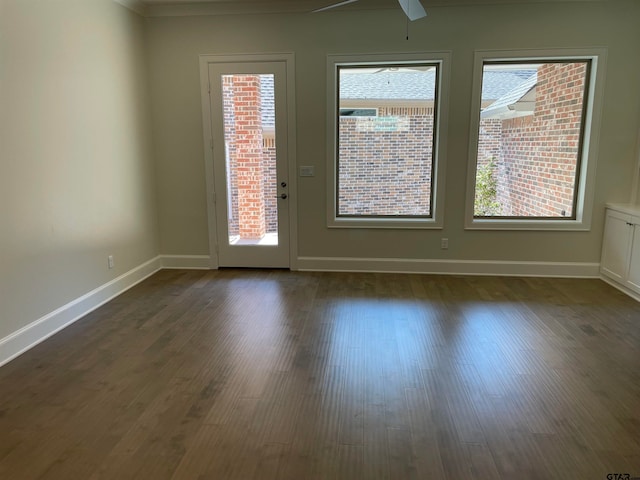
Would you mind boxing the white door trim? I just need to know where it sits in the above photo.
[199,53,298,269]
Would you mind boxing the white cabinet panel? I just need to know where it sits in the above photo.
[601,209,632,283]
[627,225,640,292]
[601,205,640,298]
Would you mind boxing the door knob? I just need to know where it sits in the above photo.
[278,193,288,199]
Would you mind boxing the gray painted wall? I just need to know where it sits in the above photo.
[0,0,159,340]
[147,2,640,261]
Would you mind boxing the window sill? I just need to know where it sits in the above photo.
[329,217,443,230]
[465,218,590,231]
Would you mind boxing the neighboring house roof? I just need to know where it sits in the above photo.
[481,72,537,120]
[481,69,536,101]
[340,71,437,101]
[338,69,536,102]
[257,68,538,129]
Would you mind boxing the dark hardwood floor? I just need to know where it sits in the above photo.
[1,269,639,479]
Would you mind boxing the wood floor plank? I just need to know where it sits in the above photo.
[0,270,639,479]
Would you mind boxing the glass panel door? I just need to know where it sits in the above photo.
[209,62,289,267]
[221,74,279,246]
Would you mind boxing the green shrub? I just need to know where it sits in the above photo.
[474,157,501,216]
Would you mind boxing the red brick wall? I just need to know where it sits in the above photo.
[337,109,505,217]
[262,138,277,233]
[232,75,266,239]
[478,119,502,167]
[338,107,434,216]
[495,63,587,217]
[222,76,239,237]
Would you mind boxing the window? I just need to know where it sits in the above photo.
[327,53,450,229]
[466,49,606,230]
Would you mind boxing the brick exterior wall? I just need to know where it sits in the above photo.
[478,119,502,167]
[493,63,587,217]
[338,107,434,216]
[222,76,239,237]
[262,137,277,233]
[232,75,266,239]
[222,75,277,239]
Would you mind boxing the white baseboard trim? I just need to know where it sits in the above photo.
[296,256,600,278]
[160,255,212,270]
[0,256,162,368]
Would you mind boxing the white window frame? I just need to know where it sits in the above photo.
[326,52,450,229]
[465,48,607,231]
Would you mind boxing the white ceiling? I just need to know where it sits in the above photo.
[118,0,604,17]
[140,0,599,4]
[119,0,399,17]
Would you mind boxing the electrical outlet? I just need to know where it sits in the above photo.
[108,255,114,269]
[440,238,448,250]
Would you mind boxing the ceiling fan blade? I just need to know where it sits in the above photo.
[312,0,359,13]
[397,0,426,21]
